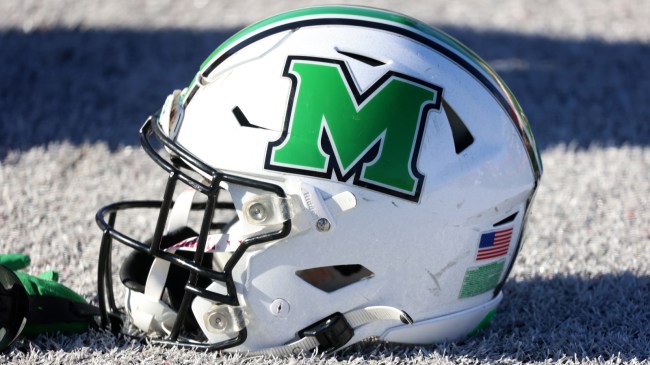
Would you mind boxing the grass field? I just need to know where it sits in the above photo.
[1,1,649,364]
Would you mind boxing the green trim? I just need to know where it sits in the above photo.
[199,6,484,73]
[188,6,490,105]
[467,309,497,337]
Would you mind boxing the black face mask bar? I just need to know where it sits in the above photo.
[96,114,292,350]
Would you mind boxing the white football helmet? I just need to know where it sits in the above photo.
[96,6,542,355]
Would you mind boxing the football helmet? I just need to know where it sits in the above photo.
[96,6,542,355]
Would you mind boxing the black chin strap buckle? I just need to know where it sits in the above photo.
[298,312,354,353]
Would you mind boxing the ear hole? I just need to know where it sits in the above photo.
[296,265,374,293]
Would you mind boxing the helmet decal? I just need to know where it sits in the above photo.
[265,56,443,202]
[459,260,506,299]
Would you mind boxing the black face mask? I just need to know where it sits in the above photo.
[95,115,291,350]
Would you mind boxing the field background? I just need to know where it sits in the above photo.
[1,0,649,364]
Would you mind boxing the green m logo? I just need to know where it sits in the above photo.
[265,56,443,202]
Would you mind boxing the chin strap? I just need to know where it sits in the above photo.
[249,306,412,357]
[128,188,197,334]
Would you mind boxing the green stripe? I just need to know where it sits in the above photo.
[198,6,485,74]
[188,6,488,101]
[467,309,497,337]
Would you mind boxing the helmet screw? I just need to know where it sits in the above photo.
[270,298,290,318]
[206,311,229,332]
[248,202,267,222]
[316,218,331,232]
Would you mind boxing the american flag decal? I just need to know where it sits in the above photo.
[476,228,513,260]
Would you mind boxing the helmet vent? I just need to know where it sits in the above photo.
[336,50,385,67]
[296,265,374,293]
[441,99,474,154]
[493,212,518,227]
[232,106,267,130]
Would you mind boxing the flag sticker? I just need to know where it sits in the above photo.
[459,260,505,298]
[476,227,513,261]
